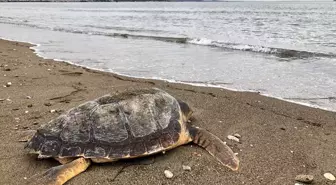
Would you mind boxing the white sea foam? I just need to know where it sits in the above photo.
[188,38,213,45]
[188,38,282,55]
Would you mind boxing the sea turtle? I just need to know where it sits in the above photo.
[25,88,239,185]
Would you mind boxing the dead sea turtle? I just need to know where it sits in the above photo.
[25,88,239,185]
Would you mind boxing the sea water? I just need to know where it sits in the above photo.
[0,2,335,111]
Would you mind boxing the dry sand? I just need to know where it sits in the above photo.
[0,39,335,185]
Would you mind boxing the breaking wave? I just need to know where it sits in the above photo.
[187,38,336,59]
[0,18,335,59]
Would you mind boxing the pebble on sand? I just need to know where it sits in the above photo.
[182,165,191,171]
[233,133,241,138]
[295,174,314,183]
[44,102,52,106]
[227,135,240,143]
[6,82,12,87]
[324,173,335,181]
[164,170,173,179]
[50,109,56,113]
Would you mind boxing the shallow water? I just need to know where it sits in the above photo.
[0,2,335,111]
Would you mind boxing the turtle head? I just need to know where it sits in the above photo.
[178,100,193,122]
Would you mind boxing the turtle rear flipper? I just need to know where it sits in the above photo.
[189,126,239,171]
[27,158,91,185]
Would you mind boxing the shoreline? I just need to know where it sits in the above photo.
[1,36,334,113]
[0,39,336,184]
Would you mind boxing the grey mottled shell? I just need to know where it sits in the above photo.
[25,88,184,159]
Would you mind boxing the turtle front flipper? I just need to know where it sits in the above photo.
[27,157,91,185]
[189,126,239,171]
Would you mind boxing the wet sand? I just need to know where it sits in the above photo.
[0,39,335,185]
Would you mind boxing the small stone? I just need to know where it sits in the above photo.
[27,104,33,108]
[164,170,173,178]
[227,135,240,143]
[56,109,64,114]
[25,110,29,114]
[33,122,38,125]
[324,173,335,181]
[23,177,27,180]
[187,120,191,123]
[192,152,201,157]
[295,174,314,183]
[44,102,52,106]
[6,82,12,87]
[50,109,56,113]
[0,99,5,102]
[234,153,239,156]
[26,96,32,99]
[182,165,191,171]
[47,68,51,71]
[234,133,241,138]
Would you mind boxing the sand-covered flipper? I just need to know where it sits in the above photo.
[189,126,239,171]
[27,157,91,185]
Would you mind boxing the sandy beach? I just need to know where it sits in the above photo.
[0,39,335,184]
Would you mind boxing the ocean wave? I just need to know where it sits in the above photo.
[82,24,171,35]
[0,19,335,59]
[187,38,336,59]
[50,27,336,58]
